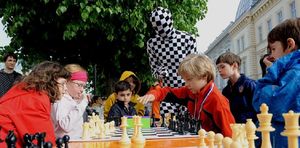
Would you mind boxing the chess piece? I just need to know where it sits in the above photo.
[281,110,300,148]
[5,130,17,148]
[35,132,46,148]
[230,123,248,147]
[215,133,224,148]
[198,129,206,147]
[257,103,275,148]
[207,131,215,148]
[231,141,242,148]
[55,137,63,148]
[161,114,166,127]
[132,116,145,144]
[62,135,70,148]
[23,133,35,148]
[82,122,90,139]
[222,137,232,148]
[120,116,130,144]
[245,119,258,148]
[43,142,52,148]
[151,114,157,127]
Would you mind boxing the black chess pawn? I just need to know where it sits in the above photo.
[43,142,53,148]
[62,135,70,148]
[5,130,17,148]
[151,114,157,127]
[56,137,63,148]
[36,132,46,148]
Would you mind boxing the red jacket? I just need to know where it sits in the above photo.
[148,81,235,137]
[0,83,56,147]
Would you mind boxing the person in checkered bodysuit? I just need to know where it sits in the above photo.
[146,7,198,119]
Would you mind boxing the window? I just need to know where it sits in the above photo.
[290,1,297,18]
[277,11,283,23]
[241,36,245,50]
[267,19,272,31]
[241,58,247,74]
[258,26,263,42]
[237,39,241,52]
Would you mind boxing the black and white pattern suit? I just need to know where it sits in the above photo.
[146,7,198,115]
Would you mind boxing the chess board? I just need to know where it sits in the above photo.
[70,127,198,142]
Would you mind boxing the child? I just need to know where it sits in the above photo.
[51,64,89,140]
[216,52,257,124]
[104,71,144,121]
[138,54,235,137]
[108,80,137,125]
[253,18,300,148]
[0,61,70,147]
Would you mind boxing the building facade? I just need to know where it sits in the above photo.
[203,0,299,90]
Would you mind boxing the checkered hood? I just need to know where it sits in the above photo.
[150,7,175,38]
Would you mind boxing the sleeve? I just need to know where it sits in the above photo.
[146,39,162,79]
[252,64,300,122]
[131,94,145,116]
[148,86,189,102]
[213,104,235,137]
[104,93,117,120]
[243,79,257,110]
[187,35,198,54]
[52,97,87,132]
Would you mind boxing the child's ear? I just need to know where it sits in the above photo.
[232,62,239,69]
[286,38,296,52]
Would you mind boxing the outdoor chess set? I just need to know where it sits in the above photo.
[70,103,300,148]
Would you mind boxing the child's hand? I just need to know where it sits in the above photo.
[263,55,275,67]
[137,94,155,104]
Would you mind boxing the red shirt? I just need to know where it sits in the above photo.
[0,83,56,147]
[148,81,235,137]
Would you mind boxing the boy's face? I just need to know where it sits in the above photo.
[181,73,207,94]
[216,62,235,79]
[5,56,17,70]
[116,89,132,103]
[268,41,289,60]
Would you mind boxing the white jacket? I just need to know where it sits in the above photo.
[51,94,88,140]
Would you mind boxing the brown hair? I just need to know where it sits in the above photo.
[267,18,300,51]
[215,52,241,68]
[22,61,71,103]
[178,54,216,82]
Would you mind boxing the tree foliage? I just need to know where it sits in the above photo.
[0,0,208,96]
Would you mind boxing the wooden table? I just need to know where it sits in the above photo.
[69,137,201,148]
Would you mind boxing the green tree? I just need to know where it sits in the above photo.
[0,0,208,96]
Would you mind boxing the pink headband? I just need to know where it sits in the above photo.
[71,71,88,82]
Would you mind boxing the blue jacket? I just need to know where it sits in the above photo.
[253,49,300,148]
[222,74,257,123]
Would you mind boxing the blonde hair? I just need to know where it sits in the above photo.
[178,54,216,82]
[64,64,86,73]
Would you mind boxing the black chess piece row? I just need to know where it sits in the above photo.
[3,130,70,148]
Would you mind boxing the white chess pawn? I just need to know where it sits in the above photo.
[215,133,224,148]
[222,137,232,148]
[281,110,300,148]
[82,122,90,140]
[231,141,242,148]
[207,131,215,148]
[198,129,207,147]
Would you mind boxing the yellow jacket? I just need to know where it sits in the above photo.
[104,71,145,120]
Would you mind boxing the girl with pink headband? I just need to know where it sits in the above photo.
[51,64,90,140]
